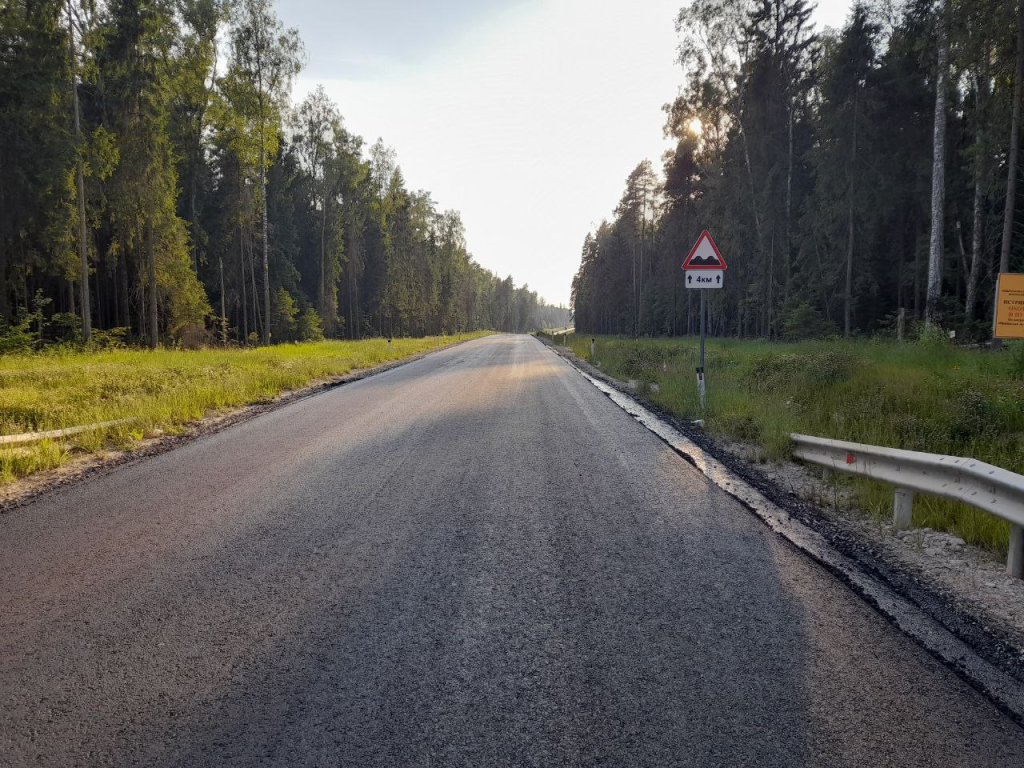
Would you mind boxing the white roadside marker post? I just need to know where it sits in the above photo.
[698,288,707,410]
[1010,524,1024,579]
[893,488,914,530]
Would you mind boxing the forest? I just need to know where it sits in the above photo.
[0,0,569,351]
[572,0,1024,342]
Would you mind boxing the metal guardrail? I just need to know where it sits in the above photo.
[791,433,1024,579]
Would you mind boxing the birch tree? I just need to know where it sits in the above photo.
[926,0,949,329]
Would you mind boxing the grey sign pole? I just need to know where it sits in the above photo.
[698,288,707,409]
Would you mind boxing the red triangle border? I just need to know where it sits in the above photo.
[682,231,728,270]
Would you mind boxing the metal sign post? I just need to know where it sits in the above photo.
[698,289,707,409]
[683,231,727,411]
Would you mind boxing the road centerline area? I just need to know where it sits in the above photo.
[1,334,1022,767]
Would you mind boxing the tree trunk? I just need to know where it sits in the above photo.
[965,175,985,322]
[845,196,855,336]
[190,169,199,274]
[965,73,989,325]
[996,0,1024,344]
[320,196,328,331]
[219,254,227,343]
[0,248,8,324]
[926,8,949,330]
[249,228,259,338]
[785,98,794,306]
[261,145,270,345]
[845,92,860,336]
[68,1,91,342]
[118,246,129,328]
[239,227,248,343]
[147,215,157,349]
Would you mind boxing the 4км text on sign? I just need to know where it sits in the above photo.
[686,270,723,289]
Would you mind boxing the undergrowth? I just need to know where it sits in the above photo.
[553,332,1024,555]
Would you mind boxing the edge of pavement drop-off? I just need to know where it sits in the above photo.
[541,340,1024,726]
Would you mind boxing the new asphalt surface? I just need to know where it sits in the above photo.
[1,334,1023,766]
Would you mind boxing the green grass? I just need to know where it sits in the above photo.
[0,333,492,485]
[549,332,1024,555]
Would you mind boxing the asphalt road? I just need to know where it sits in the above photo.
[1,334,1023,767]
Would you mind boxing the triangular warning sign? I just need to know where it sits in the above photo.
[682,231,727,270]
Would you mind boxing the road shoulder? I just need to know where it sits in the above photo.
[536,334,1024,724]
[0,337,482,515]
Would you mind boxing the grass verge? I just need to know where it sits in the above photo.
[545,332,1024,555]
[0,333,492,485]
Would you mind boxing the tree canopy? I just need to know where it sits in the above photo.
[0,0,569,349]
[573,0,1024,342]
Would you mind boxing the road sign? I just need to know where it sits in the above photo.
[994,273,1024,340]
[685,270,723,289]
[682,231,727,412]
[682,231,728,270]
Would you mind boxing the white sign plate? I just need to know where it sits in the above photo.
[686,270,723,289]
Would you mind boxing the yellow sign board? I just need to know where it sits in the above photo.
[995,273,1024,339]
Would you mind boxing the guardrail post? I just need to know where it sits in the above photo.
[893,488,914,531]
[1009,524,1024,579]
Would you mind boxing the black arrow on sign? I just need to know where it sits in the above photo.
[716,274,721,284]
[687,274,692,284]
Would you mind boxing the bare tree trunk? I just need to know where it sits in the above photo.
[239,227,247,343]
[190,172,199,274]
[219,254,227,343]
[785,100,794,306]
[965,74,990,324]
[147,216,157,349]
[965,176,985,322]
[631,241,637,338]
[765,237,775,338]
[737,117,764,246]
[996,0,1024,345]
[926,8,949,330]
[248,228,259,338]
[136,261,146,343]
[0,247,8,324]
[118,247,129,328]
[68,1,91,342]
[320,196,328,331]
[845,93,860,336]
[261,144,270,345]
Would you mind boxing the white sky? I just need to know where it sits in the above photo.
[283,0,855,306]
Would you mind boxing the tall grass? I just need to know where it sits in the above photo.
[559,332,1024,554]
[0,333,491,484]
